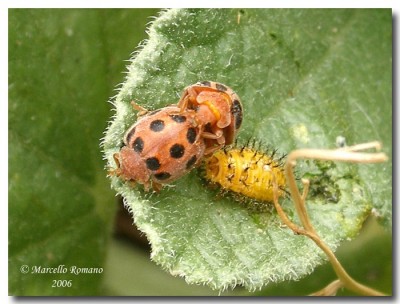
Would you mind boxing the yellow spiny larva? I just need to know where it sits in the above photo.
[204,143,286,203]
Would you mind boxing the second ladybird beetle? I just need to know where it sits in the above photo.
[178,81,243,154]
[111,81,243,191]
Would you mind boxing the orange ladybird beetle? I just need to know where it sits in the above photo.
[178,81,243,153]
[112,81,243,191]
[112,105,206,191]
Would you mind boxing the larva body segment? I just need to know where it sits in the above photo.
[204,146,286,203]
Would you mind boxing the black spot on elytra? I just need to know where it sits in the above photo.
[170,115,187,123]
[170,144,185,158]
[186,155,197,169]
[154,172,171,180]
[232,99,242,114]
[125,127,135,145]
[186,127,197,144]
[216,83,227,92]
[145,157,160,170]
[148,109,161,116]
[231,99,243,129]
[133,137,144,153]
[150,119,165,132]
[200,81,211,87]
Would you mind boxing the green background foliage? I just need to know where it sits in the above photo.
[9,8,391,296]
[9,8,159,295]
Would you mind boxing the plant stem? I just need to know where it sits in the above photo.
[273,142,388,296]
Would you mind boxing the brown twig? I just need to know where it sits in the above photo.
[272,141,388,296]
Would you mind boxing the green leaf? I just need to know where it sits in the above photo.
[103,9,392,291]
[9,9,159,295]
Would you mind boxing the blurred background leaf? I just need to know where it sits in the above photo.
[9,8,391,296]
[8,8,160,295]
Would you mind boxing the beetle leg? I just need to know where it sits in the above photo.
[178,87,199,112]
[204,144,224,155]
[131,100,148,116]
[128,180,137,188]
[152,181,163,193]
[108,153,122,177]
[202,131,226,145]
[113,153,121,167]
